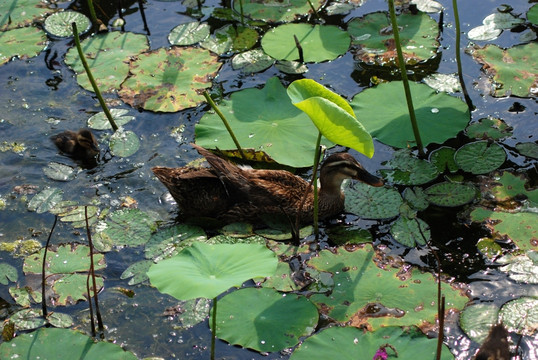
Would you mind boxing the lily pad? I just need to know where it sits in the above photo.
[424,182,476,207]
[23,244,105,275]
[0,263,18,285]
[348,12,439,65]
[262,24,350,63]
[120,260,153,285]
[10,286,41,307]
[168,21,210,45]
[94,208,156,251]
[411,0,443,13]
[472,43,538,98]
[0,327,137,359]
[351,82,470,149]
[466,117,512,140]
[43,11,91,38]
[402,187,429,211]
[144,224,207,262]
[109,129,140,157]
[232,49,274,73]
[27,187,63,213]
[454,141,506,174]
[498,252,538,284]
[118,47,221,112]
[43,162,76,181]
[214,287,318,352]
[196,77,333,168]
[390,216,430,247]
[200,24,259,54]
[50,202,99,228]
[460,303,500,344]
[529,4,538,25]
[88,109,135,130]
[0,0,56,30]
[380,149,439,185]
[0,27,48,66]
[516,142,538,159]
[344,182,403,219]
[233,0,324,22]
[490,171,538,206]
[499,297,538,336]
[65,31,150,93]
[148,242,278,300]
[53,273,105,305]
[429,147,458,173]
[423,73,462,93]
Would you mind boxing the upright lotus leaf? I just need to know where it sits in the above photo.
[262,24,350,63]
[308,246,468,329]
[351,81,470,149]
[119,47,221,112]
[287,79,374,158]
[348,12,439,66]
[65,31,150,93]
[0,0,56,30]
[196,77,333,167]
[454,141,506,174]
[290,326,454,360]
[234,0,324,22]
[148,242,278,300]
[0,27,48,66]
[472,43,538,98]
[214,287,318,352]
[0,327,137,359]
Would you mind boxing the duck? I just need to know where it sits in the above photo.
[50,129,99,160]
[152,143,383,225]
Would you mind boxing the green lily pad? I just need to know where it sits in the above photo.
[516,142,538,159]
[118,47,221,112]
[94,209,156,251]
[262,261,301,292]
[8,309,46,331]
[429,147,458,173]
[467,12,524,41]
[144,224,207,262]
[498,252,538,284]
[27,187,63,213]
[290,326,454,360]
[168,21,210,45]
[43,11,91,38]
[460,304,500,344]
[43,162,76,181]
[528,4,538,25]
[308,246,468,328]
[0,327,137,359]
[424,182,476,207]
[65,31,150,93]
[344,182,403,219]
[262,24,350,62]
[200,24,258,55]
[23,244,105,274]
[423,73,462,93]
[380,149,439,185]
[120,260,153,285]
[351,82,470,149]
[109,129,140,157]
[0,263,18,285]
[472,43,538,98]
[53,273,105,305]
[232,49,274,73]
[466,117,512,140]
[348,12,439,66]
[196,77,333,168]
[88,109,135,130]
[275,60,308,74]
[0,26,48,66]
[233,0,324,22]
[214,287,318,352]
[0,0,55,30]
[148,242,278,300]
[50,202,99,228]
[173,298,212,330]
[326,225,373,246]
[402,187,429,211]
[10,286,42,307]
[454,141,506,174]
[491,171,538,206]
[390,216,430,246]
[499,297,538,336]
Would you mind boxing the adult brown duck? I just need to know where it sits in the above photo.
[50,129,99,160]
[152,144,383,225]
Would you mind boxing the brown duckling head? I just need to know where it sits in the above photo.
[319,153,384,193]
[51,129,99,160]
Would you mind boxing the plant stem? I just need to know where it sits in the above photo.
[202,91,247,160]
[238,0,244,25]
[86,0,99,30]
[41,216,58,318]
[312,133,323,240]
[387,0,425,157]
[71,22,119,132]
[211,296,217,360]
[306,0,320,20]
[86,206,104,336]
[452,0,474,111]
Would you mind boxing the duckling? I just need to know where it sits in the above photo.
[50,129,99,160]
[152,144,383,225]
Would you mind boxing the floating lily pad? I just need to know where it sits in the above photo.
[232,49,274,73]
[380,150,439,185]
[50,202,99,228]
[214,287,318,352]
[308,246,468,328]
[173,298,212,330]
[200,24,258,54]
[233,0,324,22]
[429,147,458,173]
[94,209,156,251]
[411,0,443,13]
[262,261,301,292]
[344,182,402,219]
[109,129,140,157]
[275,60,308,74]
[467,25,501,41]
[10,286,42,307]
[0,0,56,30]
[454,141,506,174]
[390,216,430,246]
[529,4,538,25]
[0,327,137,359]
[402,187,429,210]
[351,82,470,149]
[290,326,453,360]
[424,182,476,207]
[43,162,76,181]
[24,244,105,275]
[120,260,153,285]
[148,242,278,300]
[348,12,439,65]
[326,225,373,246]
[423,73,462,93]
[498,252,538,284]
[144,224,207,262]
[8,309,46,331]
[499,297,538,336]
[0,263,18,285]
[27,187,63,213]
[43,11,91,38]
[65,31,150,93]
[168,21,210,45]
[262,24,350,63]
[516,142,538,159]
[88,109,135,130]
[472,43,538,98]
[490,171,538,206]
[0,27,48,66]
[119,47,221,112]
[460,303,500,344]
[196,77,333,168]
[466,117,512,140]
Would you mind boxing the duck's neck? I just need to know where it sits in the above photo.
[317,176,346,219]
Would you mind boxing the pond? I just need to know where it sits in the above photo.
[0,0,537,359]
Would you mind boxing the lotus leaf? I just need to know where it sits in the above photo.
[344,182,402,219]
[200,24,258,54]
[275,60,308,74]
[390,216,430,246]
[412,0,443,13]
[27,187,63,213]
[402,187,429,210]
[460,303,500,344]
[454,141,506,174]
[425,182,476,207]
[472,43,538,98]
[262,261,300,292]
[308,246,468,328]
[423,73,462,93]
[0,0,56,30]
[196,77,333,167]
[43,11,91,37]
[499,297,538,336]
[348,12,439,65]
[9,286,41,307]
[50,202,99,228]
[23,244,105,274]
[53,273,104,305]
[351,82,470,149]
[65,31,150,93]
[214,287,318,352]
[0,327,137,359]
[119,47,221,112]
[234,0,324,22]
[8,309,46,331]
[232,49,274,73]
[516,142,538,159]
[262,24,350,62]
[0,26,48,66]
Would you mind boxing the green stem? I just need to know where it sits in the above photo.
[202,91,246,160]
[387,0,425,157]
[211,296,217,360]
[71,23,119,132]
[452,0,474,110]
[238,0,244,26]
[86,0,99,31]
[306,0,320,20]
[312,133,322,240]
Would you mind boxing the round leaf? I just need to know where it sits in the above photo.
[344,182,402,219]
[43,11,91,38]
[234,0,324,22]
[43,162,76,181]
[454,141,506,174]
[88,109,135,130]
[390,216,430,247]
[0,27,48,66]
[27,187,63,214]
[499,297,538,336]
[0,263,18,285]
[109,129,140,157]
[232,49,274,73]
[425,182,476,207]
[168,21,210,45]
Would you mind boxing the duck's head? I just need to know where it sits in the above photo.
[320,153,384,192]
[76,129,99,156]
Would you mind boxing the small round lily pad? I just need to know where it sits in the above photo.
[344,182,402,219]
[424,182,476,207]
[455,141,506,174]
[390,216,430,247]
[43,11,91,38]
